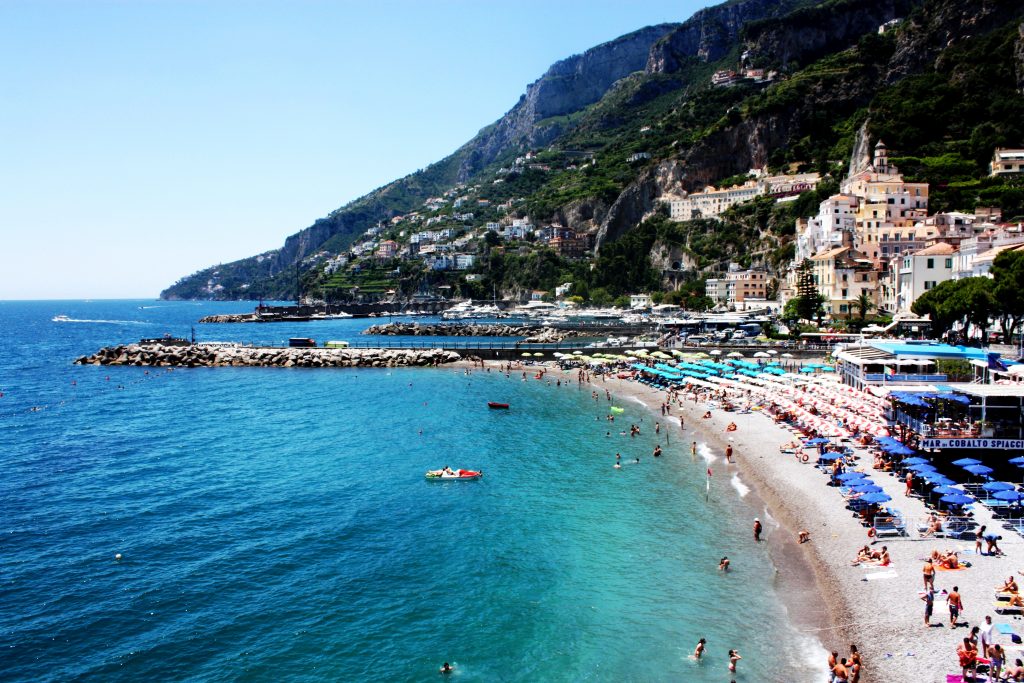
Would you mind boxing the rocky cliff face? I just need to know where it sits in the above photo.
[744,0,916,70]
[887,0,1024,81]
[646,0,810,73]
[454,25,678,181]
[1017,22,1024,93]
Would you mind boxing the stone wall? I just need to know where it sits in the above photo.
[75,344,461,369]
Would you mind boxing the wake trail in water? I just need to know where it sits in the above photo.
[54,319,150,325]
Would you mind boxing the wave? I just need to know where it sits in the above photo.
[697,442,716,465]
[730,473,750,498]
[53,318,150,325]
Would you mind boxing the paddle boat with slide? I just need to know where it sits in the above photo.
[426,468,483,481]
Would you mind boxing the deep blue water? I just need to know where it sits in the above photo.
[0,300,824,681]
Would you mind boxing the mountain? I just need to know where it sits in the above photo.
[162,0,1024,302]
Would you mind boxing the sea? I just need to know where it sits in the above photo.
[0,300,826,682]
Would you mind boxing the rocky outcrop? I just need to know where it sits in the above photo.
[199,313,260,323]
[744,0,915,71]
[75,344,460,368]
[594,168,661,252]
[363,322,581,342]
[454,24,678,181]
[1015,22,1024,94]
[887,0,1024,82]
[646,0,809,73]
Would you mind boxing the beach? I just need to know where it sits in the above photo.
[573,364,1024,683]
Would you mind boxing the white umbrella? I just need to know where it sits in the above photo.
[753,351,770,358]
[767,350,778,356]
[781,353,794,358]
[572,350,583,355]
[709,349,722,356]
[727,351,744,358]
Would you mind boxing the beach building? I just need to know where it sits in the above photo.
[668,172,820,223]
[835,341,998,390]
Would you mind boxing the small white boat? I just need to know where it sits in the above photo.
[52,315,71,322]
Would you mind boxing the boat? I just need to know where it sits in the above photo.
[487,402,510,409]
[425,468,482,480]
[52,315,71,322]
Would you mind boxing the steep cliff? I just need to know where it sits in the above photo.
[454,24,679,181]
[646,0,811,73]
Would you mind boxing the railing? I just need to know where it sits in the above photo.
[863,373,949,382]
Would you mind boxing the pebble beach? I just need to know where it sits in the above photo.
[592,366,1024,683]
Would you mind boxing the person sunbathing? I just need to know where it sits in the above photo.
[853,545,873,564]
[725,422,737,432]
[862,546,890,566]
[921,515,944,538]
[1008,594,1024,608]
[940,553,961,570]
[1000,576,1020,594]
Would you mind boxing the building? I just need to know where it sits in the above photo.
[454,254,476,270]
[809,246,878,317]
[375,240,398,260]
[629,294,653,309]
[670,172,820,223]
[705,278,729,303]
[726,268,768,304]
[990,148,1024,176]
[893,242,957,312]
[843,141,929,263]
[795,193,858,261]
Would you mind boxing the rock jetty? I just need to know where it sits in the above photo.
[75,343,460,368]
[198,313,260,323]
[363,322,580,343]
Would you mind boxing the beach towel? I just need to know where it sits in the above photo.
[862,570,898,581]
[936,565,970,571]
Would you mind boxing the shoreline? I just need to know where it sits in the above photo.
[598,373,842,672]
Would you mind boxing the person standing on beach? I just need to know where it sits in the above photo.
[680,415,684,430]
[948,585,963,628]
[980,615,994,657]
[958,637,977,681]
[905,470,913,496]
[848,644,862,683]
[923,558,935,591]
[725,444,733,463]
[753,518,762,542]
[976,525,987,555]
[922,587,935,626]
[831,657,849,682]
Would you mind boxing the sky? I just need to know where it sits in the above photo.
[0,0,705,299]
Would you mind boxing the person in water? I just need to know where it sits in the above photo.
[718,556,730,571]
[693,638,706,660]
[440,662,453,674]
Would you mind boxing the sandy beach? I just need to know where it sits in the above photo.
[591,367,1024,683]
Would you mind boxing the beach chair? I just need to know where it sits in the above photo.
[995,602,1024,614]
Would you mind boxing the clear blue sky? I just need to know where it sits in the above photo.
[0,0,704,299]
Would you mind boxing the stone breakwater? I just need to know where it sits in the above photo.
[198,313,259,323]
[363,322,580,343]
[75,344,461,368]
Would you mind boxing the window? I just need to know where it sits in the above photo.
[924,280,936,290]
[927,258,934,268]
[842,289,848,298]
[945,258,953,268]
[840,305,849,313]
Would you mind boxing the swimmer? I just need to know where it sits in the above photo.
[692,637,706,660]
[440,662,453,674]
[728,649,741,673]
[718,556,730,571]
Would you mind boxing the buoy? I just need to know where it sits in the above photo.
[115,553,122,561]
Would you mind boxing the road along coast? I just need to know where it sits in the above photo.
[75,343,461,368]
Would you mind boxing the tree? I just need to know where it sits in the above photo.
[853,291,876,321]
[992,249,1024,342]
[794,259,825,323]
[589,287,612,307]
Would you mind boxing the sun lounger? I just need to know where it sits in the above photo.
[995,602,1024,614]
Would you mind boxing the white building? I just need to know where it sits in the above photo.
[629,294,652,309]
[454,254,475,270]
[894,242,957,312]
[705,278,729,303]
[990,148,1024,176]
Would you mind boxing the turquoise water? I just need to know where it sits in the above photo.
[0,300,823,681]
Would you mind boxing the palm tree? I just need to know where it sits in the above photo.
[853,291,876,322]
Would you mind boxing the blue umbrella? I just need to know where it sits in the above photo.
[952,458,982,467]
[982,481,1016,492]
[1010,456,1024,465]
[817,453,842,461]
[902,457,931,465]
[805,437,831,445]
[907,463,938,473]
[850,483,884,493]
[835,472,868,482]
[821,366,836,372]
[800,367,816,373]
[940,493,975,505]
[994,490,1024,502]
[860,492,892,504]
[921,472,955,485]
[933,485,966,495]
[964,464,994,476]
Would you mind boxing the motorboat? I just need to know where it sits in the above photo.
[52,314,71,322]
[426,468,482,480]
[487,402,510,409]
